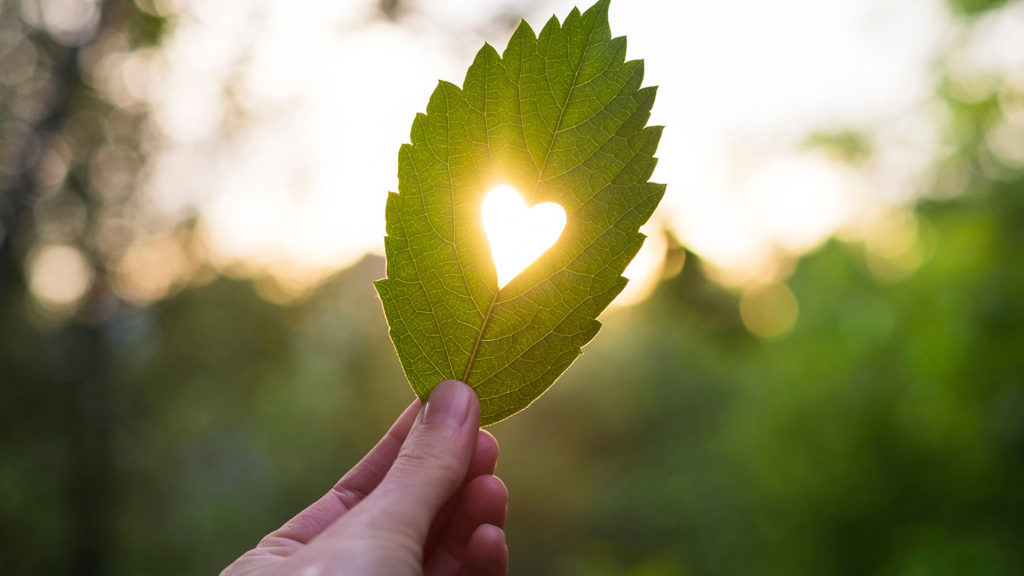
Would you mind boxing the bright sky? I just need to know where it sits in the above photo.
[91,0,971,306]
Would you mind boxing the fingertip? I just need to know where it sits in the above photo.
[469,429,500,477]
[478,429,499,458]
[422,380,479,428]
[463,474,508,528]
[464,524,508,576]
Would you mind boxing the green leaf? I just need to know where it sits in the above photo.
[375,0,664,425]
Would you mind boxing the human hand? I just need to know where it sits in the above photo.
[222,380,509,576]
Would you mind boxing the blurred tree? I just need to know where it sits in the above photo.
[1,1,171,573]
[2,0,1024,575]
[947,0,1011,16]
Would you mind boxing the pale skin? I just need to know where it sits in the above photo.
[222,380,509,576]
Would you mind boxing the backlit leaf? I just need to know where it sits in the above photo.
[375,0,664,425]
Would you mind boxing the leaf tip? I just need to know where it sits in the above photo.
[583,0,612,25]
[472,41,502,72]
[510,18,536,41]
[540,14,561,36]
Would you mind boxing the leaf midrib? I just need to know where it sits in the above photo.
[461,15,600,385]
[534,14,599,187]
[463,290,499,382]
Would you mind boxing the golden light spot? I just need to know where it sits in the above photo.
[113,235,185,304]
[742,154,859,254]
[740,283,799,339]
[27,244,94,311]
[481,185,566,288]
[988,121,1024,168]
[861,209,924,282]
[614,223,668,309]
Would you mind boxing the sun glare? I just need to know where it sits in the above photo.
[27,244,94,312]
[482,185,567,288]
[129,0,952,307]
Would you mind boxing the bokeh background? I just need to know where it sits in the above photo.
[3,0,1024,574]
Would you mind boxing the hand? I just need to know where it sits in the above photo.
[222,380,509,576]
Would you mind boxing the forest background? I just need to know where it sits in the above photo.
[2,0,1023,574]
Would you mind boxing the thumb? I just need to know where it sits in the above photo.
[343,380,480,546]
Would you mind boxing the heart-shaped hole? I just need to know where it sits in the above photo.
[482,185,567,288]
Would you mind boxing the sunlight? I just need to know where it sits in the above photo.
[127,0,951,306]
[26,244,94,312]
[740,283,799,339]
[481,185,566,289]
[616,223,668,308]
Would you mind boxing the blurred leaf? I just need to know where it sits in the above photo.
[130,10,170,48]
[946,0,1010,16]
[376,0,664,424]
[803,129,872,164]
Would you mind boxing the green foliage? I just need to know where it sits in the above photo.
[4,0,1024,574]
[946,0,1009,16]
[803,129,873,164]
[376,0,664,424]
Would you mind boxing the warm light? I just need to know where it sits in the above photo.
[860,209,925,282]
[27,244,94,311]
[743,154,859,254]
[482,185,566,288]
[740,283,799,339]
[614,223,668,308]
[113,235,185,305]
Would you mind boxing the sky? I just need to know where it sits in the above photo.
[39,0,1020,311]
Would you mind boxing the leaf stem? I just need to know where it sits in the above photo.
[463,289,500,383]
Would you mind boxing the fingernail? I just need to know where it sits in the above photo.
[422,379,473,426]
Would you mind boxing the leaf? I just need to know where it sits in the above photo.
[375,0,664,425]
